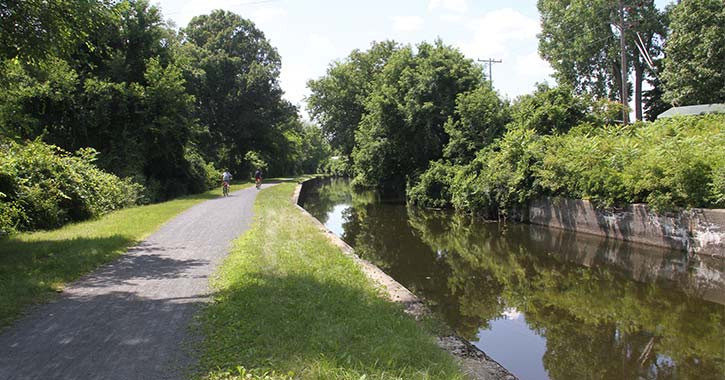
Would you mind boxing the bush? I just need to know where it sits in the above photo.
[536,115,725,210]
[0,140,143,235]
[450,127,545,217]
[244,151,268,178]
[406,160,460,208]
[185,147,222,193]
[409,114,724,216]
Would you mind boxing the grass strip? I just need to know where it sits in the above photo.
[197,182,463,380]
[0,182,252,328]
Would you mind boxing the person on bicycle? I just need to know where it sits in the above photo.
[222,170,232,195]
[254,168,262,188]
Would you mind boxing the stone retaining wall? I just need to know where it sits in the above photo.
[526,198,724,257]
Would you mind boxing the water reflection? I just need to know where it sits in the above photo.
[299,178,725,380]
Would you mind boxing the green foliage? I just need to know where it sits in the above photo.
[536,115,725,209]
[243,151,268,176]
[443,86,510,163]
[319,155,352,177]
[0,140,143,236]
[662,0,725,105]
[296,123,331,174]
[183,10,299,175]
[509,83,592,134]
[307,41,400,156]
[1,1,309,213]
[0,0,112,63]
[184,147,222,194]
[538,0,620,98]
[450,127,545,217]
[430,114,724,215]
[352,40,484,191]
[537,0,666,120]
[406,160,460,209]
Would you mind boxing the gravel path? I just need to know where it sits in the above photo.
[0,185,273,380]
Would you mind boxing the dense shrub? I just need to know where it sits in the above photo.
[450,127,545,217]
[184,147,222,193]
[508,83,625,135]
[408,114,725,216]
[536,114,725,210]
[443,86,510,163]
[0,140,143,235]
[406,160,460,208]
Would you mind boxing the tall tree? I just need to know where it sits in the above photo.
[307,41,399,156]
[661,0,725,106]
[352,40,483,191]
[538,0,665,121]
[0,0,111,63]
[182,10,293,172]
[538,0,620,99]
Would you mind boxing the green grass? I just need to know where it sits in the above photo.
[196,183,463,380]
[0,182,252,329]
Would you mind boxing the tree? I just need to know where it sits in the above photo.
[307,41,399,156]
[352,40,483,191]
[538,0,665,121]
[182,10,293,173]
[538,0,619,99]
[662,0,725,105]
[508,83,589,135]
[0,0,112,63]
[443,85,510,164]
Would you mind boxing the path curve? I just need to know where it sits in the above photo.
[0,184,273,380]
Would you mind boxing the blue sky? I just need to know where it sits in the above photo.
[154,0,674,117]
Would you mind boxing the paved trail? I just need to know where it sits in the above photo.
[0,185,273,380]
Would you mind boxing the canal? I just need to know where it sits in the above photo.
[298,177,725,380]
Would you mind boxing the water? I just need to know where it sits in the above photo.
[299,177,725,380]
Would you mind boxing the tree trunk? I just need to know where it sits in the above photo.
[634,61,643,121]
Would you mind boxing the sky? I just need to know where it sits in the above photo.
[153,0,674,118]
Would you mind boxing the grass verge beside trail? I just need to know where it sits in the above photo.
[0,182,251,329]
[197,182,462,380]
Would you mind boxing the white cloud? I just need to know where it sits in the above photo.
[428,0,468,13]
[515,52,554,79]
[393,16,424,33]
[459,8,540,59]
[453,8,551,99]
[439,13,464,23]
[507,52,554,95]
[308,33,336,57]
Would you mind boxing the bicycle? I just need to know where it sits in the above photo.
[255,178,261,190]
[222,181,230,196]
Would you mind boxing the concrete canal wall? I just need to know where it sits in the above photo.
[526,197,725,258]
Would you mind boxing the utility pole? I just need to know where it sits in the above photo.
[477,58,502,85]
[618,0,629,124]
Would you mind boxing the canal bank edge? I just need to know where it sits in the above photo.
[292,178,517,380]
[525,198,725,257]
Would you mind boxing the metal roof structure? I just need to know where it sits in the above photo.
[657,103,725,119]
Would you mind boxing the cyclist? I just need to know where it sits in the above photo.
[254,168,262,189]
[222,170,232,196]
